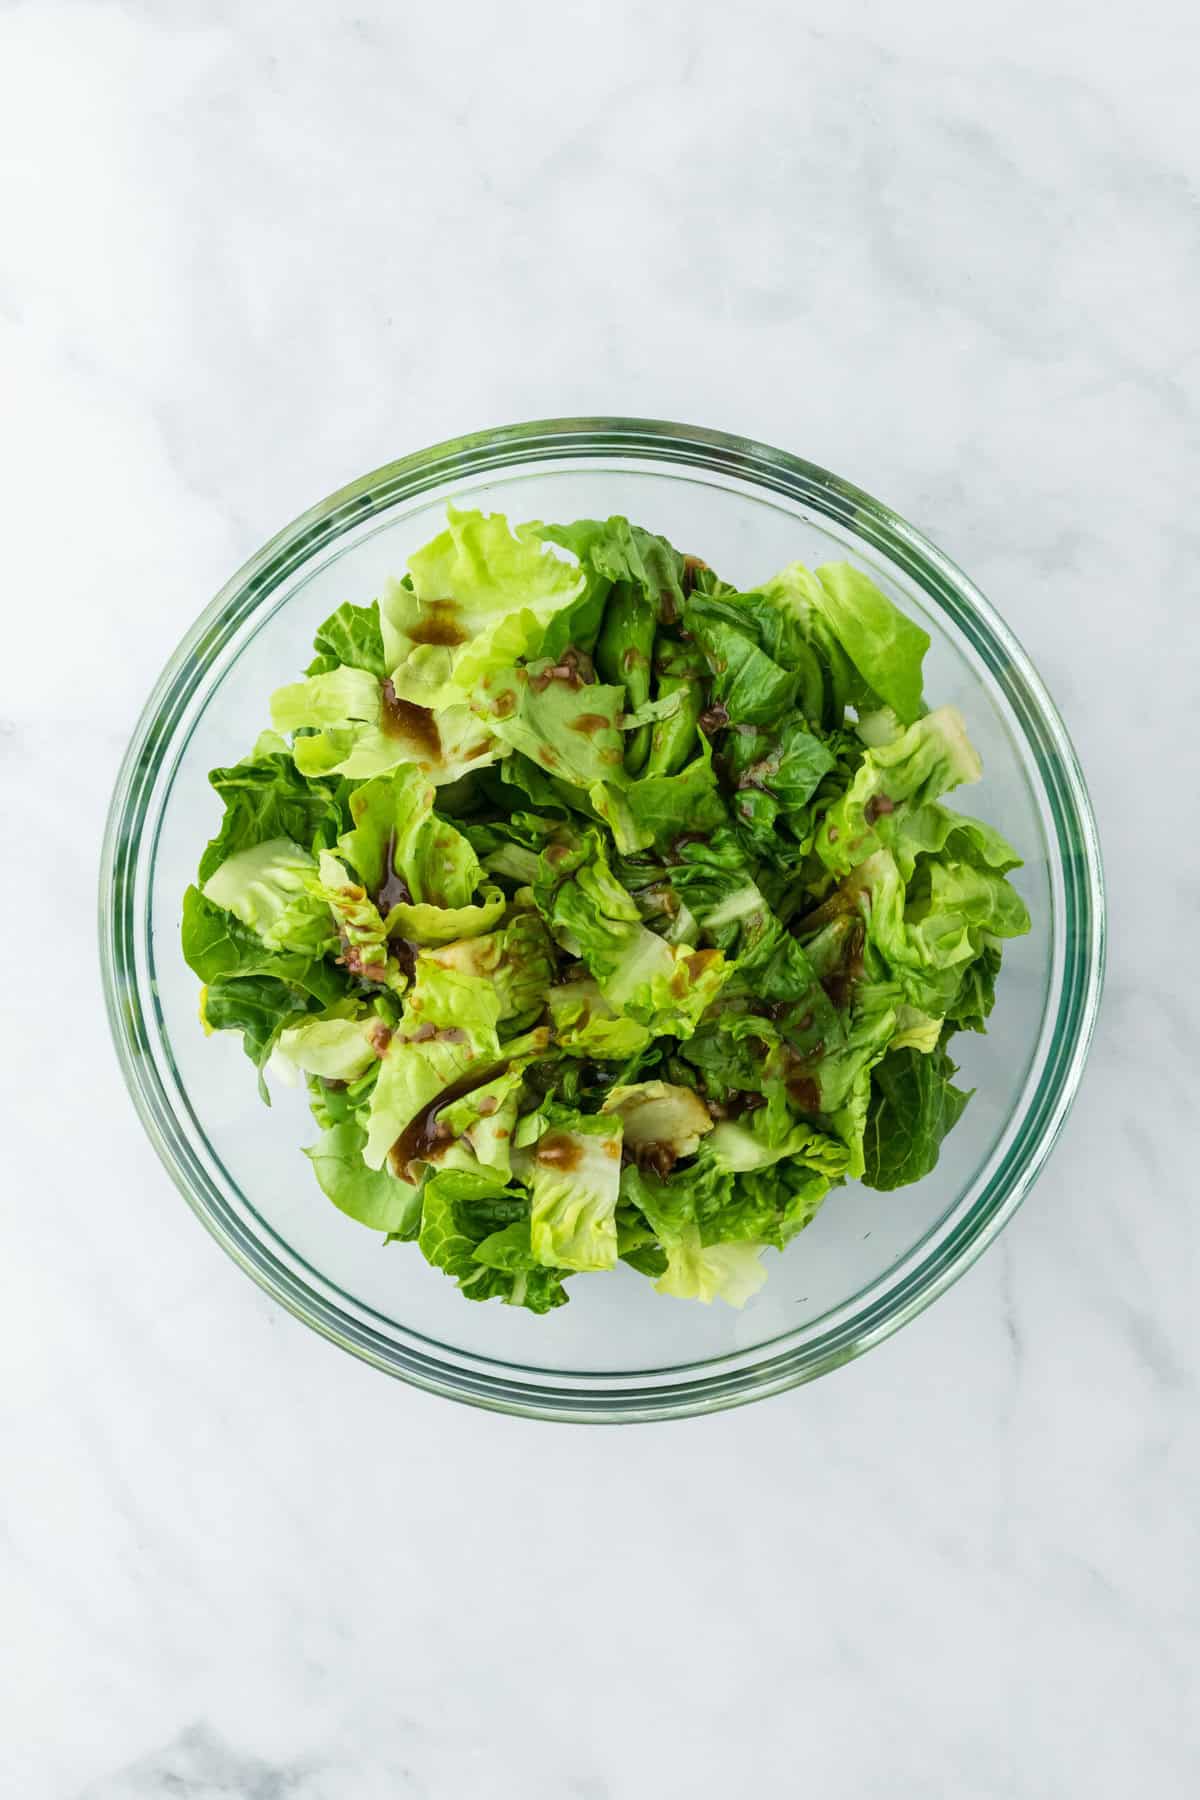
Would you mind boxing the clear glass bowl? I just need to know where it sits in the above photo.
[100,419,1104,1422]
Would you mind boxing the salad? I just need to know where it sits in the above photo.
[182,508,1030,1312]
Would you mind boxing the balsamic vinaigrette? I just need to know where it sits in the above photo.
[818,919,866,1013]
[530,1132,583,1173]
[407,599,467,647]
[529,646,593,692]
[375,827,413,914]
[379,678,442,762]
[389,1063,503,1183]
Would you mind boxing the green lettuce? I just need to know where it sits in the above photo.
[182,885,344,1007]
[488,659,627,788]
[200,973,319,1101]
[862,1044,973,1191]
[201,838,336,958]
[361,931,553,1174]
[547,978,654,1058]
[525,1108,624,1272]
[185,502,1030,1313]
[594,738,728,853]
[600,1081,714,1163]
[620,1164,766,1307]
[304,1121,422,1236]
[198,751,344,884]
[814,706,982,877]
[338,765,482,909]
[533,830,728,1036]
[795,562,928,723]
[273,1010,382,1083]
[384,506,583,705]
[308,850,403,988]
[683,593,802,724]
[417,1168,569,1312]
[306,599,389,680]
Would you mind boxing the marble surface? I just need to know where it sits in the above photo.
[2,1,1198,1793]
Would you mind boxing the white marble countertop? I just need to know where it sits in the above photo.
[3,2,1197,1794]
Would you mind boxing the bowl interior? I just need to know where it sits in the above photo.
[121,444,1073,1408]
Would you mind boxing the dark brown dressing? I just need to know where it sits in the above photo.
[337,923,387,984]
[380,679,442,762]
[400,1020,469,1048]
[818,919,865,1012]
[376,828,413,914]
[707,1090,766,1121]
[633,1140,677,1178]
[786,1073,822,1114]
[681,554,708,595]
[389,1062,498,1183]
[408,599,467,647]
[533,1132,584,1173]
[530,647,593,693]
[391,938,418,984]
[685,949,721,982]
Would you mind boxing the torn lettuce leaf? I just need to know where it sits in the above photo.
[600,1081,714,1164]
[862,1044,973,1191]
[384,506,583,706]
[200,973,320,1103]
[417,1168,569,1312]
[338,764,482,908]
[814,706,983,877]
[201,837,336,958]
[306,599,389,680]
[304,1121,422,1237]
[619,1164,766,1307]
[197,751,344,885]
[182,885,345,1008]
[534,830,728,1036]
[526,1108,624,1272]
[271,1009,382,1084]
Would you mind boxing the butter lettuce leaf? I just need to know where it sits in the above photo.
[526,1108,624,1272]
[198,752,344,885]
[417,1168,569,1312]
[533,830,727,1036]
[304,1121,422,1236]
[862,1044,973,1191]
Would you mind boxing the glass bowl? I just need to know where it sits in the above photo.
[100,418,1104,1422]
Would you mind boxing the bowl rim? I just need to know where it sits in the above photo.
[99,415,1105,1422]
